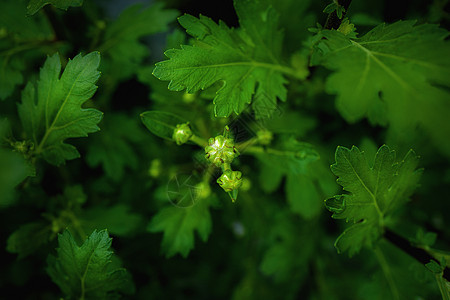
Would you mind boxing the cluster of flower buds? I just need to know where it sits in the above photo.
[204,135,240,167]
[204,128,244,200]
[217,170,243,192]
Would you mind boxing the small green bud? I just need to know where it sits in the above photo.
[337,18,357,38]
[217,170,243,192]
[172,123,193,145]
[205,135,239,166]
[182,92,196,103]
[148,159,162,178]
[256,130,273,145]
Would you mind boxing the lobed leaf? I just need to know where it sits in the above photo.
[18,52,103,165]
[100,3,178,80]
[47,229,133,299]
[148,199,212,258]
[153,0,288,118]
[325,145,422,256]
[313,21,450,157]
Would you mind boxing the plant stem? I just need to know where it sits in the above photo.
[324,0,353,29]
[374,246,400,300]
[189,135,208,147]
[383,228,450,281]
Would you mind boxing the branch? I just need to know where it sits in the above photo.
[324,0,353,30]
[384,229,450,281]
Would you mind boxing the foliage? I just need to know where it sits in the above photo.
[47,229,134,299]
[0,0,449,299]
[325,145,422,256]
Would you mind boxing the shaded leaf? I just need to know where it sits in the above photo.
[148,199,212,257]
[27,0,83,15]
[47,229,133,299]
[325,145,422,256]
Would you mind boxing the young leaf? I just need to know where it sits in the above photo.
[27,0,83,15]
[47,229,133,299]
[325,145,422,256]
[313,21,450,157]
[148,199,212,258]
[100,3,178,80]
[153,0,291,118]
[18,52,103,165]
[140,110,187,141]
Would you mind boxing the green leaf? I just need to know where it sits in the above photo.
[18,52,103,165]
[259,162,283,193]
[323,3,337,14]
[0,149,30,207]
[0,56,24,101]
[286,173,322,219]
[260,210,315,282]
[86,114,146,181]
[100,3,178,80]
[80,204,144,237]
[0,119,30,207]
[6,222,52,259]
[27,0,83,15]
[325,145,422,256]
[148,199,212,257]
[254,136,319,175]
[314,21,450,156]
[0,1,53,100]
[47,229,133,299]
[140,110,187,141]
[153,0,290,118]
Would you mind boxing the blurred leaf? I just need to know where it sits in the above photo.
[260,211,315,282]
[313,21,450,157]
[140,110,187,141]
[6,222,52,259]
[259,162,283,193]
[80,204,143,237]
[148,199,212,258]
[254,136,319,175]
[100,3,178,80]
[86,113,146,181]
[0,1,53,100]
[27,0,83,15]
[0,119,30,207]
[0,149,30,207]
[286,173,322,219]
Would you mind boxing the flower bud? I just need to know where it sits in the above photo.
[172,123,193,145]
[217,170,243,192]
[256,130,273,145]
[205,135,239,166]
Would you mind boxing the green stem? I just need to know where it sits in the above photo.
[374,246,400,300]
[236,137,258,152]
[435,273,450,300]
[189,135,208,147]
